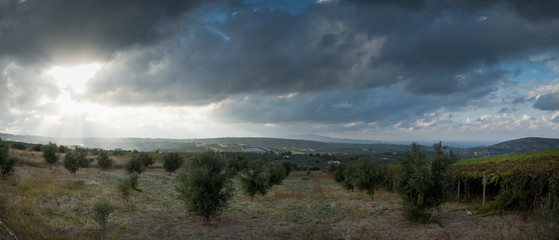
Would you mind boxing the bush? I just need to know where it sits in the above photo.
[175,151,233,222]
[137,152,154,167]
[91,198,116,236]
[163,152,183,175]
[267,163,287,186]
[353,159,387,201]
[117,173,140,201]
[42,142,60,170]
[63,147,89,177]
[10,142,27,150]
[0,139,17,177]
[125,155,145,174]
[96,151,113,169]
[535,183,559,240]
[31,144,43,152]
[240,160,269,201]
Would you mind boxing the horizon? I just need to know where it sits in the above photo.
[1,1,559,143]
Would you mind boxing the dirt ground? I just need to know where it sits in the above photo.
[0,152,537,239]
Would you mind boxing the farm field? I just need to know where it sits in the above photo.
[0,150,537,240]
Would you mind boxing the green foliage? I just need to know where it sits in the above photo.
[63,147,89,177]
[42,142,60,169]
[175,151,233,222]
[240,160,269,201]
[163,152,183,175]
[281,161,296,176]
[125,154,146,174]
[396,142,454,222]
[0,139,17,177]
[96,151,114,169]
[10,141,27,150]
[91,198,116,236]
[353,159,387,201]
[456,148,559,166]
[268,163,287,186]
[333,163,347,183]
[117,173,140,201]
[31,144,42,152]
[58,145,69,153]
[137,152,154,167]
[535,179,559,240]
[342,163,356,191]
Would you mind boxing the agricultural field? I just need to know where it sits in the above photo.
[0,149,539,239]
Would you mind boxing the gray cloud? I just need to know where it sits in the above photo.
[3,0,559,132]
[0,0,212,65]
[534,92,559,111]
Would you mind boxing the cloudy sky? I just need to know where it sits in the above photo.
[1,0,559,143]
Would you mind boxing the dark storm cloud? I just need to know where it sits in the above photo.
[0,0,212,65]
[533,92,559,111]
[81,0,559,109]
[3,0,559,127]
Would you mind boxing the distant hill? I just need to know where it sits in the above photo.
[460,137,559,158]
[0,132,414,155]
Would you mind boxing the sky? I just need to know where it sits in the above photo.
[1,0,559,143]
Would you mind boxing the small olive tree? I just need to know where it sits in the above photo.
[125,154,145,174]
[63,147,89,177]
[163,152,183,175]
[91,198,116,237]
[0,139,16,177]
[96,151,113,169]
[175,151,233,222]
[240,160,269,201]
[42,142,60,170]
[353,159,387,201]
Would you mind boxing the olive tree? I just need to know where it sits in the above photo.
[175,151,233,222]
[395,142,455,222]
[42,142,60,170]
[0,139,16,177]
[240,160,269,201]
[163,152,183,175]
[353,159,387,201]
[63,147,89,177]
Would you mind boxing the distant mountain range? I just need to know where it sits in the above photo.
[1,132,557,158]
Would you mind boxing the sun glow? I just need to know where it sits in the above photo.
[47,63,101,93]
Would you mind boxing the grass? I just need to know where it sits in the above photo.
[0,150,540,239]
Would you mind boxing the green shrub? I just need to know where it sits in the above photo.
[125,155,145,174]
[267,163,287,186]
[137,152,154,167]
[117,173,140,201]
[353,159,387,201]
[163,152,183,175]
[42,142,60,170]
[10,142,27,150]
[63,147,89,177]
[240,160,269,201]
[96,152,114,169]
[0,139,17,177]
[535,181,559,240]
[175,151,233,222]
[91,198,116,236]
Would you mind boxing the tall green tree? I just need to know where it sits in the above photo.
[175,151,233,222]
[395,142,455,222]
[240,160,269,201]
[42,142,60,170]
